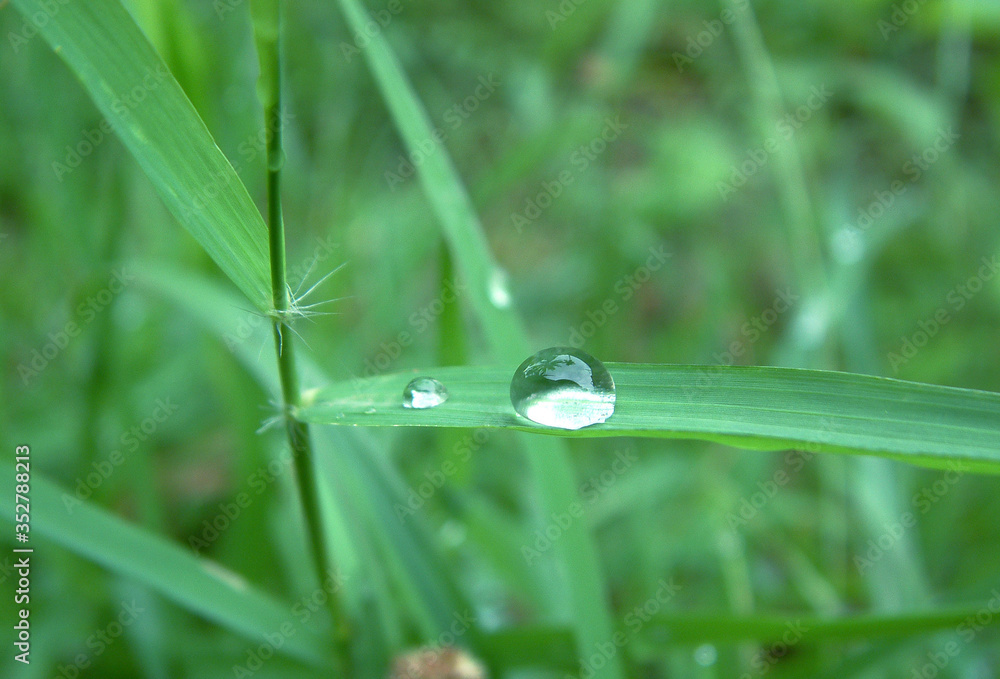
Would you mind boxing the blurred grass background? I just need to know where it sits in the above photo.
[2,0,1000,676]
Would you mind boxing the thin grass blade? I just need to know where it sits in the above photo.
[10,0,272,310]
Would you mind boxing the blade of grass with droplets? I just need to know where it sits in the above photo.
[140,265,598,675]
[0,466,328,667]
[295,365,1000,474]
[334,1,626,674]
[10,0,272,311]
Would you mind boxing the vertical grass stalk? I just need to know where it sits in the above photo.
[254,0,351,668]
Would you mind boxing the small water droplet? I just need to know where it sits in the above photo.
[694,643,717,667]
[488,268,512,309]
[364,407,377,414]
[510,347,615,430]
[403,377,449,409]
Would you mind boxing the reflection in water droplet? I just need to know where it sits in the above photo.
[488,268,512,309]
[402,377,449,409]
[509,346,615,430]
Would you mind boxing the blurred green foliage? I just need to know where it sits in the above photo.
[2,0,999,677]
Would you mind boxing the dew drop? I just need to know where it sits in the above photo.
[402,377,449,409]
[488,268,512,309]
[509,346,615,430]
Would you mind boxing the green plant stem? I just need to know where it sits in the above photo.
[260,2,351,669]
[730,3,826,297]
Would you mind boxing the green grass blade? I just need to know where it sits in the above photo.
[478,625,579,673]
[0,465,328,667]
[633,605,1000,647]
[333,0,522,353]
[296,365,1000,472]
[10,0,272,310]
[134,265,474,652]
[334,2,626,674]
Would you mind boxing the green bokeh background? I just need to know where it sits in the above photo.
[2,0,999,677]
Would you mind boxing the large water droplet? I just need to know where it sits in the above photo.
[509,347,615,429]
[403,377,449,409]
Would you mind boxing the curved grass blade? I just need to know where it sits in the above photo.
[10,0,272,311]
[0,466,329,667]
[295,365,1000,473]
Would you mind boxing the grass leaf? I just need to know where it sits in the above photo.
[10,0,272,310]
[0,465,329,667]
[296,364,1000,473]
[634,606,1000,646]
